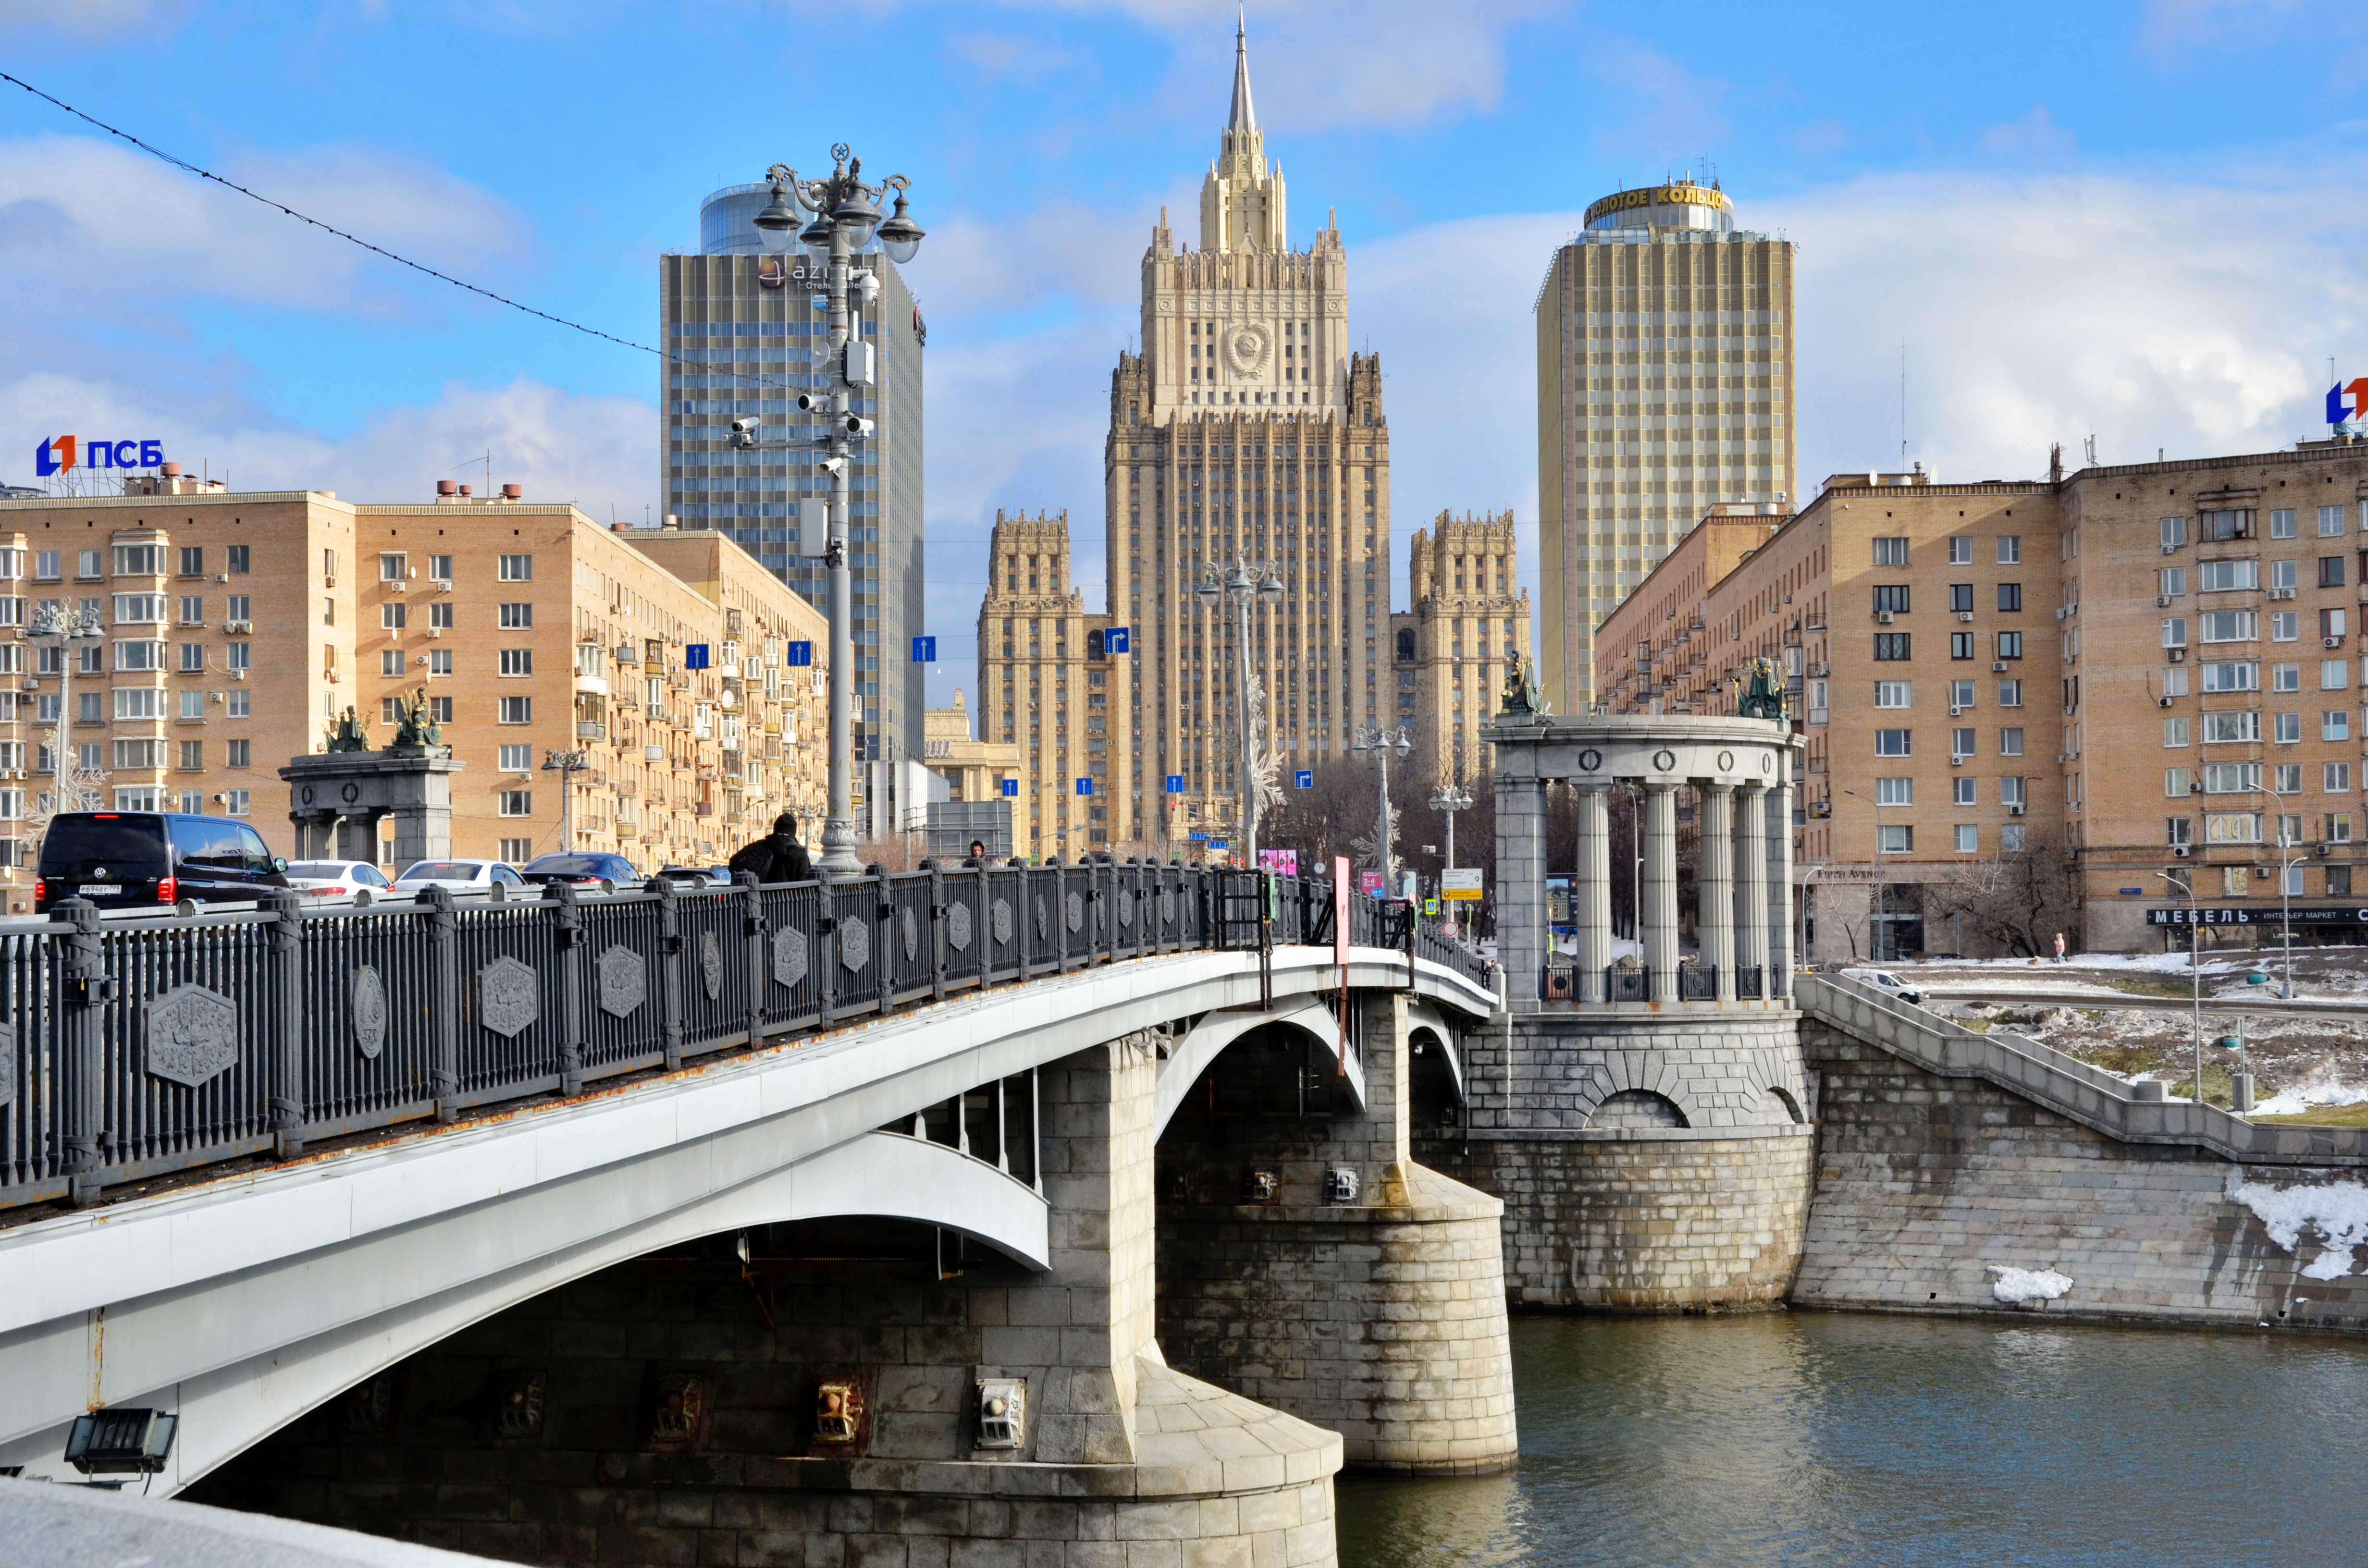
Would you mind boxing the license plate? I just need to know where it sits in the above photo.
[79,884,121,895]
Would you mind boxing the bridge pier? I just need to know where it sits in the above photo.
[193,1037,1344,1567]
[1154,992,1521,1475]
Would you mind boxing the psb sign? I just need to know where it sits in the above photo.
[36,436,168,477]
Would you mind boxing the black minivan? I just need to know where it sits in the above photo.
[36,811,290,913]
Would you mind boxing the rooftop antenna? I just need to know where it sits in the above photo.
[2084,433,2097,466]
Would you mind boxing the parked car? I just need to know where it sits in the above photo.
[1841,967,1924,1006]
[283,859,394,904]
[36,811,288,913]
[392,859,528,895]
[652,863,732,887]
[518,851,641,891]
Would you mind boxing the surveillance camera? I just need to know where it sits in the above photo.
[853,271,881,305]
[730,417,760,434]
[820,457,849,477]
[796,392,831,414]
[843,416,875,438]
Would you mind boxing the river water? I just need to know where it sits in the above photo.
[1336,1313,2368,1567]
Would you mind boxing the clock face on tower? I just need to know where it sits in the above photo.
[1222,323,1271,379]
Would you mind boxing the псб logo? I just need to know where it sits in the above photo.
[35,436,167,477]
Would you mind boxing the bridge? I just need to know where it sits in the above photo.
[0,861,1507,1568]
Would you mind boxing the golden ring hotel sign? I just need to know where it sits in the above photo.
[1584,183,1734,226]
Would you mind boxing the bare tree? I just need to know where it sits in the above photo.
[1939,828,2084,957]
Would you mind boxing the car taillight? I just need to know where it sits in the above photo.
[33,876,44,904]
[158,874,177,905]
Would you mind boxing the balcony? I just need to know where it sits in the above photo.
[576,721,606,742]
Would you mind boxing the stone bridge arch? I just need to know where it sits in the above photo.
[1152,996,1365,1139]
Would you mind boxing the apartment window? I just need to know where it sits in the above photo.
[174,595,200,625]
[2203,761,2261,793]
[227,643,250,673]
[2326,660,2352,690]
[178,690,201,720]
[2323,556,2349,589]
[2270,509,2298,539]
[1998,679,2023,707]
[2272,610,2299,641]
[178,546,202,576]
[2329,813,2356,844]
[224,790,250,818]
[179,643,204,673]
[2160,516,2188,549]
[2001,823,2027,852]
[498,554,532,582]
[499,649,533,676]
[499,697,532,724]
[111,593,164,624]
[1950,632,1974,660]
[2275,711,2302,744]
[2202,509,2253,541]
[1997,535,2022,564]
[499,837,532,863]
[382,603,407,631]
[429,554,453,581]
[1997,583,2023,612]
[429,649,453,676]
[430,602,454,629]
[1875,776,1913,806]
[113,641,163,672]
[226,545,249,574]
[323,597,335,627]
[499,602,533,629]
[2332,866,2355,896]
[111,688,161,721]
[1872,537,1910,566]
[2200,610,2257,643]
[227,690,249,718]
[381,650,406,676]
[2275,764,2303,794]
[1948,536,1973,565]
[1943,583,1973,616]
[2324,607,2350,641]
[2167,815,2194,845]
[1999,727,2025,757]
[2323,505,2349,537]
[499,790,532,817]
[1874,633,1912,661]
[1875,680,1911,708]
[2201,661,2258,693]
[1953,777,1977,806]
[380,553,407,582]
[430,696,453,723]
[110,738,163,770]
[2199,558,2258,591]
[1873,584,1911,614]
[2160,567,2187,596]
[2328,762,2354,793]
[2204,710,2261,743]
[112,544,160,576]
[1996,631,2023,659]
[226,739,250,769]
[1877,824,1914,853]
[2273,662,2301,692]
[499,744,532,772]
[1949,680,1975,709]
[1955,824,1979,854]
[2324,710,2351,741]
[1874,729,1912,757]
[175,739,201,771]
[2163,717,2190,747]
[2207,811,2263,845]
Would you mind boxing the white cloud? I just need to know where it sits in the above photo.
[1586,39,1730,160]
[2140,0,2306,59]
[999,0,1561,130]
[1977,106,2078,167]
[0,0,186,36]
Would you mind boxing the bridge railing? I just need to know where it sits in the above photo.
[0,860,1475,1213]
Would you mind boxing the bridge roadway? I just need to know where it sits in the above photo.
[0,939,1493,1494]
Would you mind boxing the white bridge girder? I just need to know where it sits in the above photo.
[0,947,1494,1493]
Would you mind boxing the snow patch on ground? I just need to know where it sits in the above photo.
[1986,1265,2075,1303]
[2251,1080,2368,1117]
[2225,1170,2368,1280]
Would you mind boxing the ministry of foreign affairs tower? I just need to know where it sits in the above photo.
[1102,19,1390,851]
[1535,180,1795,716]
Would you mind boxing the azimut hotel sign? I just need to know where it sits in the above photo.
[35,435,169,477]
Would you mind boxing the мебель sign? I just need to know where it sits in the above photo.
[36,436,168,477]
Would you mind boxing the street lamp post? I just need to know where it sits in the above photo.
[1429,782,1473,882]
[2157,869,2206,1103]
[541,749,588,852]
[1842,787,1891,961]
[1196,559,1282,865]
[25,603,104,821]
[1351,725,1414,890]
[752,147,924,879]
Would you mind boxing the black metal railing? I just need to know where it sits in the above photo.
[1677,964,1719,1001]
[1736,963,1766,1000]
[0,860,1490,1213]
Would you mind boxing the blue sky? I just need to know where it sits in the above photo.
[5,0,2368,708]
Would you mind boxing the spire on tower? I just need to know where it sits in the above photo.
[1228,5,1257,134]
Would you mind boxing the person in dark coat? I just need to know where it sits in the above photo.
[729,813,814,884]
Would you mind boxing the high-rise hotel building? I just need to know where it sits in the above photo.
[1098,22,1391,847]
[1535,181,1795,716]
[659,188,926,772]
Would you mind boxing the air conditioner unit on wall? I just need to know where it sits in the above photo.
[2157,596,2172,608]
[1876,610,1896,625]
[2172,845,2192,858]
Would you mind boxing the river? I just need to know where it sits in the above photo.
[1336,1312,2368,1567]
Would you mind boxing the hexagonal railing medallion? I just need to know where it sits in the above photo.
[1160,888,1176,925]
[146,983,240,1089]
[1034,896,1048,941]
[773,926,809,989]
[699,931,725,1002]
[947,901,974,952]
[597,944,647,1019]
[1066,891,1084,933]
[900,906,919,963]
[1118,889,1134,928]
[991,898,1012,946]
[351,966,388,1061]
[479,957,541,1038]
[839,914,871,972]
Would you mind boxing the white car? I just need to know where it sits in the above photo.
[393,859,529,896]
[1842,967,1923,1006]
[283,859,394,905]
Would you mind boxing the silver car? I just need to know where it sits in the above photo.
[392,859,529,896]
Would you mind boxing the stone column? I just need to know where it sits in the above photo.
[1699,783,1736,1002]
[1735,784,1768,996]
[1494,771,1547,1007]
[1767,772,1795,1000]
[1640,781,1678,1001]
[1573,782,1612,1003]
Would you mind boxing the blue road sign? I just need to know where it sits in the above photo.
[684,643,710,670]
[1165,774,1184,793]
[1188,832,1208,842]
[1105,626,1131,654]
[1295,769,1313,789]
[786,641,813,667]
[1001,777,1019,797]
[1075,776,1094,796]
[912,635,937,663]
[1208,839,1229,850]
